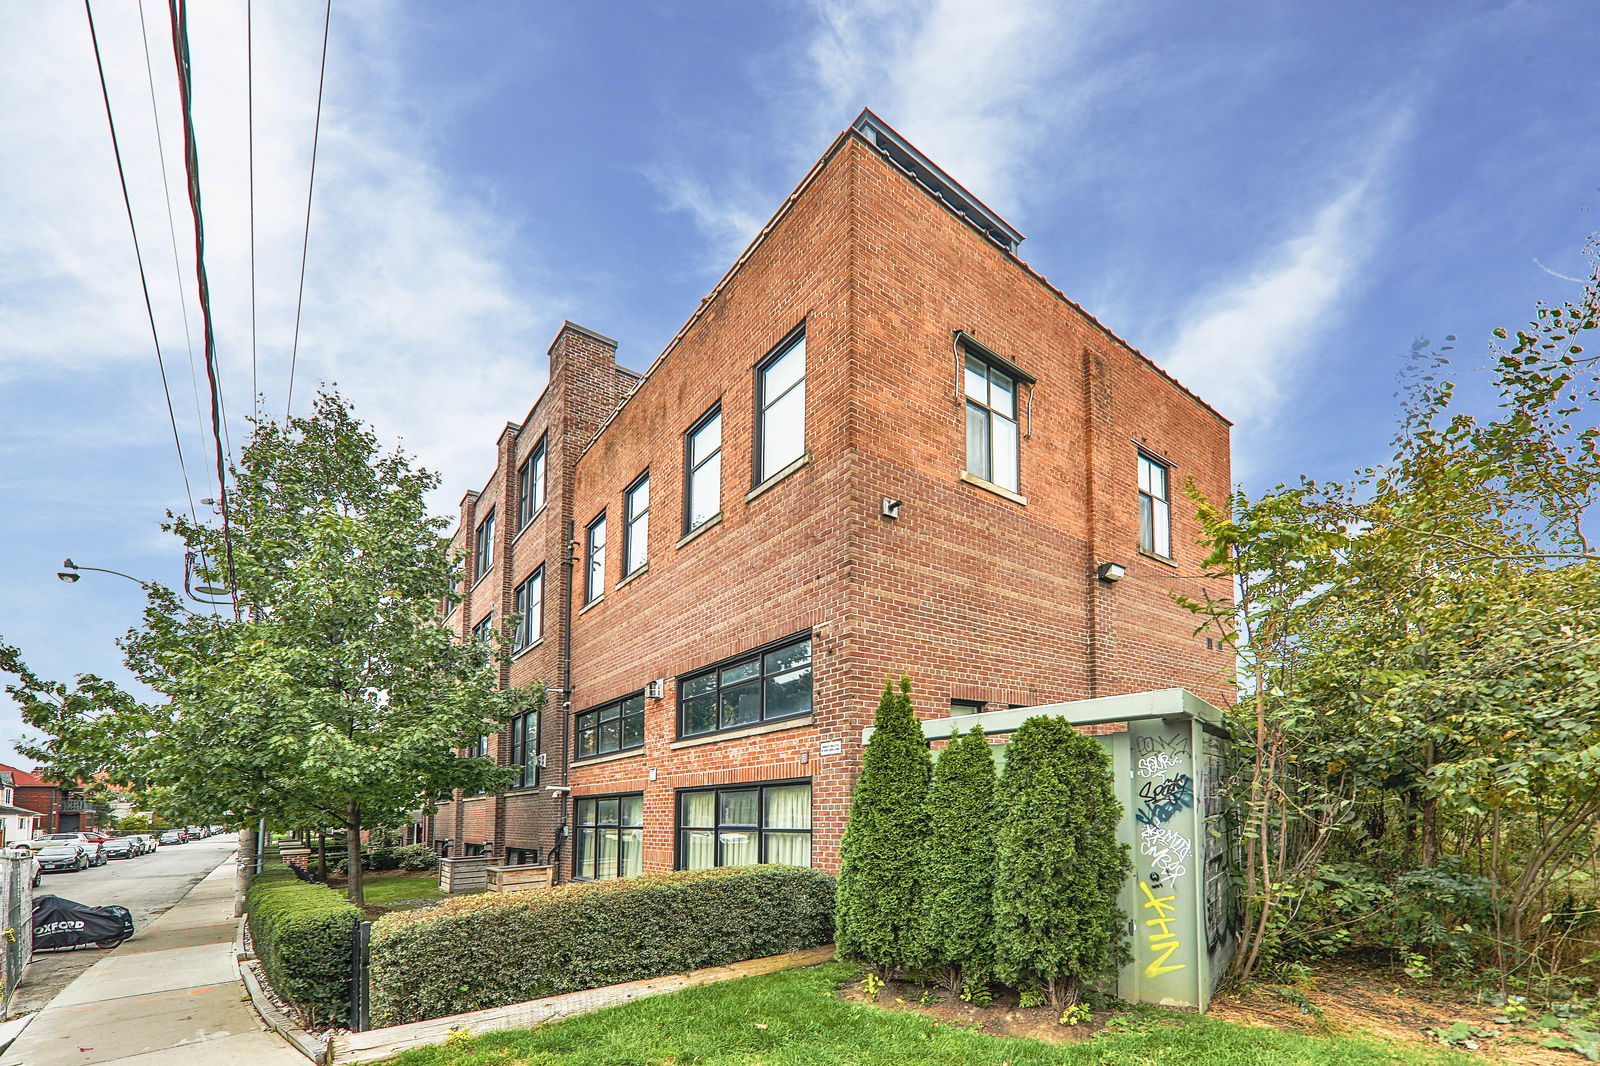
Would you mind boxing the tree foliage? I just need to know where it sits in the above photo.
[915,724,998,991]
[992,716,1129,1007]
[2,391,530,904]
[835,676,932,975]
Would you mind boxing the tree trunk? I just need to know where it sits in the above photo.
[345,801,365,907]
[317,829,327,881]
[235,822,258,917]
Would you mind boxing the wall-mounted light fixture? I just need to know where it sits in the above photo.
[1096,562,1127,583]
[881,497,902,520]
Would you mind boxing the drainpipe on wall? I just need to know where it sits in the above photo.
[550,518,577,885]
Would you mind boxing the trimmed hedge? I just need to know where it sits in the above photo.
[246,867,362,1026]
[369,865,836,1026]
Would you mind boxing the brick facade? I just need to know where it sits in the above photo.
[425,111,1233,880]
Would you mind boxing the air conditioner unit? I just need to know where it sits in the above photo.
[645,679,666,699]
[536,753,548,768]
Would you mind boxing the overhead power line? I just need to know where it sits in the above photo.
[285,0,332,422]
[82,0,201,537]
[248,0,258,421]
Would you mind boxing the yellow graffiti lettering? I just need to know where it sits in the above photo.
[1138,880,1187,977]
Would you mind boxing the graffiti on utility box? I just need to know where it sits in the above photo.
[1135,773,1193,826]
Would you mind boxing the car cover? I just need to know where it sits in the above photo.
[32,894,135,950]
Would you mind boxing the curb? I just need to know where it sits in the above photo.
[235,917,329,1065]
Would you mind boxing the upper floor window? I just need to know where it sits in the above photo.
[584,513,606,604]
[508,710,539,789]
[684,406,721,533]
[1138,454,1172,558]
[517,437,546,528]
[470,733,489,760]
[756,328,806,483]
[471,611,494,644]
[624,473,649,577]
[513,568,543,649]
[473,507,496,581]
[678,781,811,870]
[964,353,1021,493]
[678,635,812,738]
[575,694,645,759]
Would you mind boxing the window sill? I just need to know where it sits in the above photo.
[961,472,1027,505]
[511,505,548,545]
[676,514,723,550]
[469,570,496,594]
[511,637,545,662]
[578,594,604,616]
[670,715,815,750]
[462,794,489,802]
[1137,549,1178,569]
[572,747,645,768]
[616,564,649,591]
[745,452,811,504]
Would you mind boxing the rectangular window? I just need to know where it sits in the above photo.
[513,568,543,649]
[575,693,645,760]
[756,328,806,483]
[624,472,649,576]
[1138,454,1172,558]
[508,710,539,789]
[471,611,494,644]
[677,635,812,739]
[504,846,539,866]
[470,733,488,760]
[574,793,644,880]
[951,698,986,716]
[964,354,1021,493]
[584,512,606,604]
[473,507,496,580]
[517,437,546,528]
[684,406,722,533]
[678,781,811,870]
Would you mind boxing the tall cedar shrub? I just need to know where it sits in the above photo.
[992,716,1131,1007]
[835,676,932,974]
[916,724,998,991]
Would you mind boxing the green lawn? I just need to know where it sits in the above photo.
[382,963,1471,1066]
[358,872,447,908]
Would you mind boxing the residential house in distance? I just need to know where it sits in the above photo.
[0,770,40,846]
[421,110,1234,884]
[1,763,98,836]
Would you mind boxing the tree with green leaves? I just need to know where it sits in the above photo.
[992,716,1129,1008]
[915,724,997,992]
[3,391,529,905]
[835,676,931,975]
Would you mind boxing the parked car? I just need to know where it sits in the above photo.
[158,830,184,846]
[102,838,138,860]
[36,845,89,874]
[139,834,160,853]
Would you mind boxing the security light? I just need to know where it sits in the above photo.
[1096,562,1127,583]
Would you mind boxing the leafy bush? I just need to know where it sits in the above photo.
[325,844,436,875]
[369,865,835,1025]
[246,867,362,1026]
[394,843,438,871]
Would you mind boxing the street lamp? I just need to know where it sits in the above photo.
[56,558,151,588]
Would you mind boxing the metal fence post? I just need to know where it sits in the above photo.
[349,920,372,1032]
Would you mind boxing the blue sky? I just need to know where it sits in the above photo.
[2,0,1597,758]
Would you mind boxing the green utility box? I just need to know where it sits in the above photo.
[918,688,1237,1010]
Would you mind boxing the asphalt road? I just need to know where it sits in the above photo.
[10,834,240,1017]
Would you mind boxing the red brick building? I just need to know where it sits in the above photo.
[422,110,1233,882]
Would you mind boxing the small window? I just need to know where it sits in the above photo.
[471,611,494,644]
[951,698,985,716]
[504,846,539,866]
[513,568,543,649]
[509,710,539,789]
[965,354,1020,493]
[678,781,811,870]
[624,473,649,577]
[470,733,489,760]
[684,406,722,533]
[473,507,496,581]
[584,512,606,604]
[574,793,644,880]
[677,636,812,739]
[517,437,546,528]
[1138,454,1172,558]
[575,694,645,759]
[756,328,806,483]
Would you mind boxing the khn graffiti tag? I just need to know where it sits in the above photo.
[1140,880,1186,978]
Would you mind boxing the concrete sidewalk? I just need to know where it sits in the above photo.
[2,854,304,1066]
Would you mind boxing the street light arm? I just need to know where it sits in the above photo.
[59,560,154,589]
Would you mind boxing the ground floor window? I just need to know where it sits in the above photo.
[677,780,811,869]
[464,842,487,857]
[503,846,539,866]
[574,793,644,880]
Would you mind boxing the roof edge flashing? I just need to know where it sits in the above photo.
[851,109,1024,253]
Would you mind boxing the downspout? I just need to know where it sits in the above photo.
[551,518,577,884]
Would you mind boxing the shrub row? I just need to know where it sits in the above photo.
[369,865,835,1026]
[326,843,438,875]
[246,867,362,1026]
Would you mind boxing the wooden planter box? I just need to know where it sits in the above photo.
[437,856,492,894]
[484,864,553,893]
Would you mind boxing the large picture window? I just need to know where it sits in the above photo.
[575,693,645,759]
[508,710,538,789]
[584,512,606,603]
[756,328,805,482]
[678,636,812,739]
[684,406,721,533]
[513,568,543,649]
[1138,453,1172,558]
[624,472,649,576]
[473,507,496,580]
[574,794,643,880]
[517,437,546,528]
[678,781,811,869]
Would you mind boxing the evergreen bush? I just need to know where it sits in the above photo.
[835,676,932,974]
[916,724,998,990]
[992,716,1130,1007]
[246,867,362,1026]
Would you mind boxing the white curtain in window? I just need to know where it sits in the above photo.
[597,828,619,879]
[764,832,812,867]
[720,830,757,866]
[683,829,716,870]
[620,827,643,878]
[764,784,811,829]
